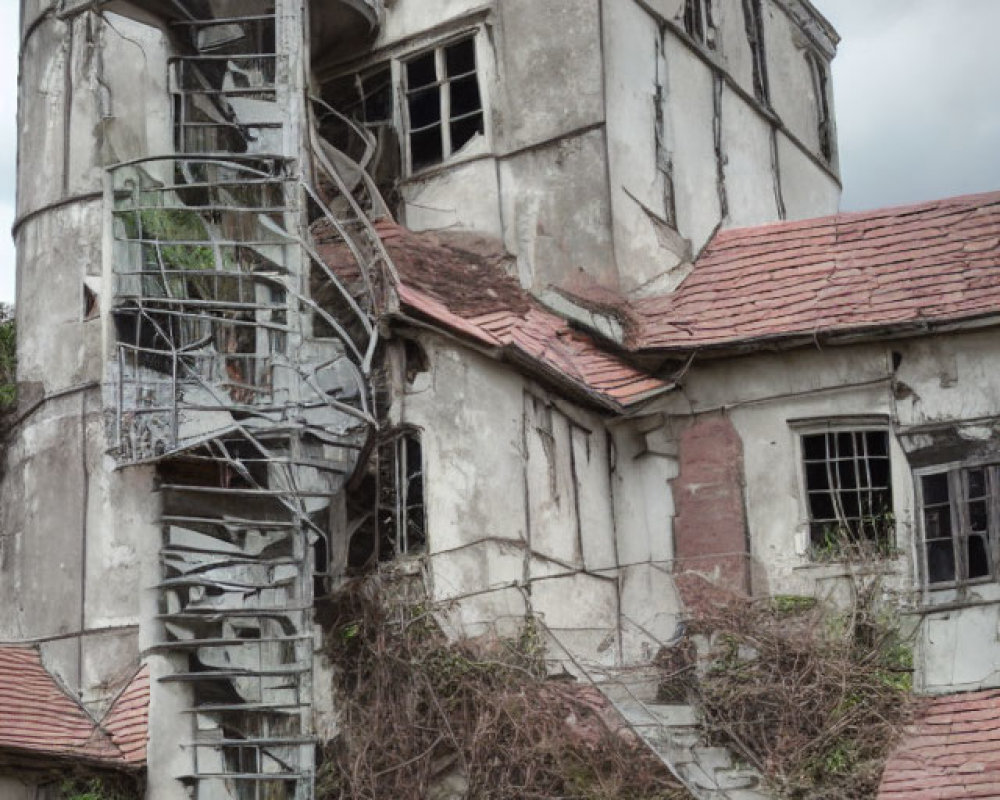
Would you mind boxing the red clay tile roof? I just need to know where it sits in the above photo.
[101,665,150,766]
[0,646,149,769]
[879,689,1000,800]
[314,218,670,409]
[0,646,120,765]
[636,191,1000,351]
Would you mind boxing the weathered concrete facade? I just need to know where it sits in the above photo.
[317,0,841,299]
[19,1,971,799]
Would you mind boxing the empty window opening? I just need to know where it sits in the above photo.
[920,465,998,587]
[806,51,833,161]
[84,285,99,320]
[743,0,769,103]
[379,431,426,557]
[802,430,894,556]
[683,0,716,49]
[404,36,484,172]
[345,430,427,571]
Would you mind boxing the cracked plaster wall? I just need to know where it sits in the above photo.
[651,329,1000,695]
[393,334,681,667]
[10,6,179,781]
[353,0,840,302]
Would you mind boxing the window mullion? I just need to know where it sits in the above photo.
[951,469,969,582]
[437,47,452,159]
[989,466,1000,579]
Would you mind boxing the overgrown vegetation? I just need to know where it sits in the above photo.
[56,775,143,800]
[0,303,15,411]
[318,576,688,800]
[660,578,914,800]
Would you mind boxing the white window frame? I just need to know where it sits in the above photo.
[401,32,487,175]
[323,27,491,179]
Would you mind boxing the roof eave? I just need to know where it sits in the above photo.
[637,313,1000,361]
[386,310,674,414]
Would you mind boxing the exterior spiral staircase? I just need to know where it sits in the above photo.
[105,1,389,797]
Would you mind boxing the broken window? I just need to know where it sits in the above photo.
[683,0,716,49]
[919,464,999,588]
[743,0,769,103]
[404,36,485,172]
[801,429,894,556]
[805,51,833,161]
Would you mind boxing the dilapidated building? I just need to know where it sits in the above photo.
[3,0,1000,798]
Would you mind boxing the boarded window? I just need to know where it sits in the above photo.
[805,51,833,161]
[743,0,769,103]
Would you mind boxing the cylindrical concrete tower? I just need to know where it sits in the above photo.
[8,1,387,797]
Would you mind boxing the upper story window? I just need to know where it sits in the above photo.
[919,464,998,588]
[800,428,894,557]
[683,0,717,49]
[805,51,833,162]
[320,33,486,182]
[404,36,485,172]
[743,0,769,103]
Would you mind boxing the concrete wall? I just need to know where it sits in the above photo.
[395,334,681,667]
[653,329,1000,694]
[602,0,840,297]
[319,0,841,302]
[9,7,171,706]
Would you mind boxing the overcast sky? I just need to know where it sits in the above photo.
[0,2,999,303]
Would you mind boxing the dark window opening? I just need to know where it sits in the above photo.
[806,51,833,161]
[405,35,484,171]
[404,338,429,384]
[743,0,770,103]
[84,285,99,320]
[346,429,426,572]
[802,430,894,556]
[921,465,999,587]
[684,0,716,49]
[378,431,426,558]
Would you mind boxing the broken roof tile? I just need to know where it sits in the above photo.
[313,218,670,409]
[636,191,1000,351]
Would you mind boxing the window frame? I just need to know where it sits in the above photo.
[914,459,1000,591]
[742,0,770,104]
[683,0,717,50]
[322,28,490,179]
[401,33,486,175]
[792,419,896,559]
[805,50,834,162]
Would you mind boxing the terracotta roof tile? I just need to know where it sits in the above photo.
[636,191,1000,351]
[100,666,150,766]
[313,219,670,409]
[0,646,121,765]
[879,690,1000,799]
